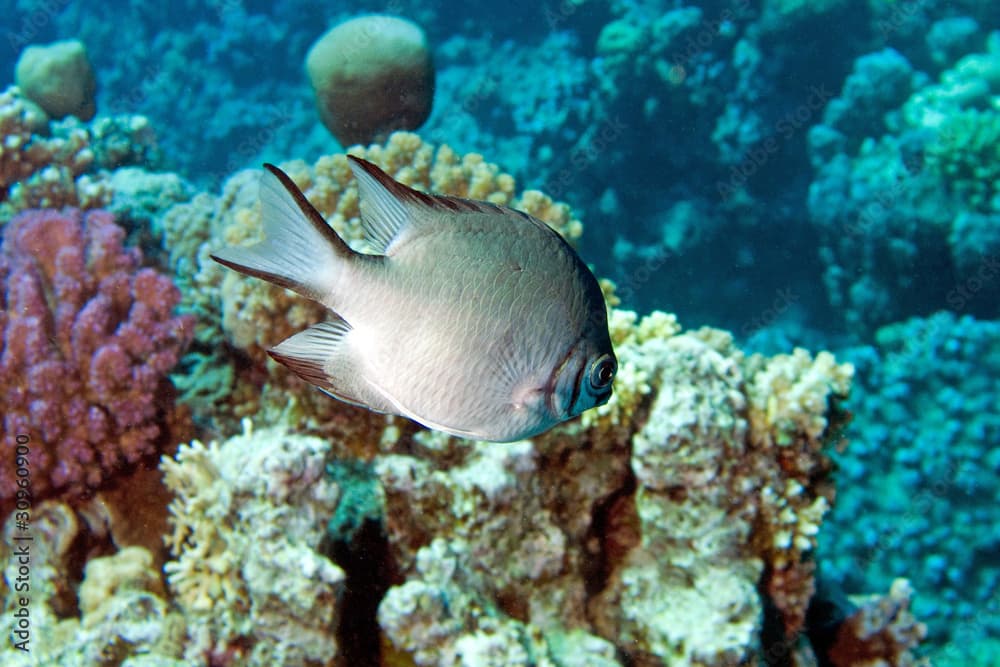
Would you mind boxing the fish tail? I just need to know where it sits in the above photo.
[211,163,354,301]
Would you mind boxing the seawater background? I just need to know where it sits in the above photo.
[2,0,998,663]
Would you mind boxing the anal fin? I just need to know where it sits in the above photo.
[268,317,395,414]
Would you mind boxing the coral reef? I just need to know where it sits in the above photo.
[0,85,97,204]
[0,501,186,665]
[0,207,194,506]
[808,36,1000,332]
[375,309,852,665]
[0,2,987,664]
[160,419,344,665]
[822,311,1000,664]
[306,15,435,146]
[120,302,854,666]
[826,579,928,667]
[0,85,162,218]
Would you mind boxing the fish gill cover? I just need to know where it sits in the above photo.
[0,0,997,666]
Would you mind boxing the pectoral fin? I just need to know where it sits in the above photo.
[268,317,395,414]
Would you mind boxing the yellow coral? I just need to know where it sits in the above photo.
[0,85,51,189]
[578,308,679,432]
[0,84,142,218]
[747,348,853,448]
[161,438,249,615]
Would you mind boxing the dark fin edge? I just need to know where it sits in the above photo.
[346,155,507,216]
[268,346,333,390]
[210,249,302,292]
[263,162,352,256]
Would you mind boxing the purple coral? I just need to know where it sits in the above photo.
[0,208,194,503]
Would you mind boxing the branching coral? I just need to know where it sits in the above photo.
[745,349,852,638]
[0,85,162,220]
[161,419,345,665]
[0,208,194,507]
[827,579,929,667]
[823,311,1000,664]
[808,37,1000,332]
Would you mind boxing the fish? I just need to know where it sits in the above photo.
[211,156,616,442]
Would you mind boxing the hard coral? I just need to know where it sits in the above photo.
[0,85,91,196]
[161,420,344,666]
[824,311,1000,663]
[306,15,434,146]
[827,579,929,667]
[0,502,186,665]
[15,39,97,121]
[807,38,1000,332]
[375,311,855,665]
[0,208,193,506]
[0,85,161,219]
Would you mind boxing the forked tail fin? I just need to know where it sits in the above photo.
[211,163,354,302]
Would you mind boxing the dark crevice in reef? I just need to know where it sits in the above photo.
[320,459,396,666]
[582,466,639,597]
[759,567,856,667]
[760,592,795,667]
[322,515,393,667]
[804,571,856,667]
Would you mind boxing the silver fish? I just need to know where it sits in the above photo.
[211,157,616,441]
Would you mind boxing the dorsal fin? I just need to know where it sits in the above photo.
[347,155,506,255]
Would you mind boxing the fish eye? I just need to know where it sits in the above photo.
[589,354,617,390]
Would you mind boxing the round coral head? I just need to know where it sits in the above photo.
[15,39,97,121]
[306,15,434,146]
